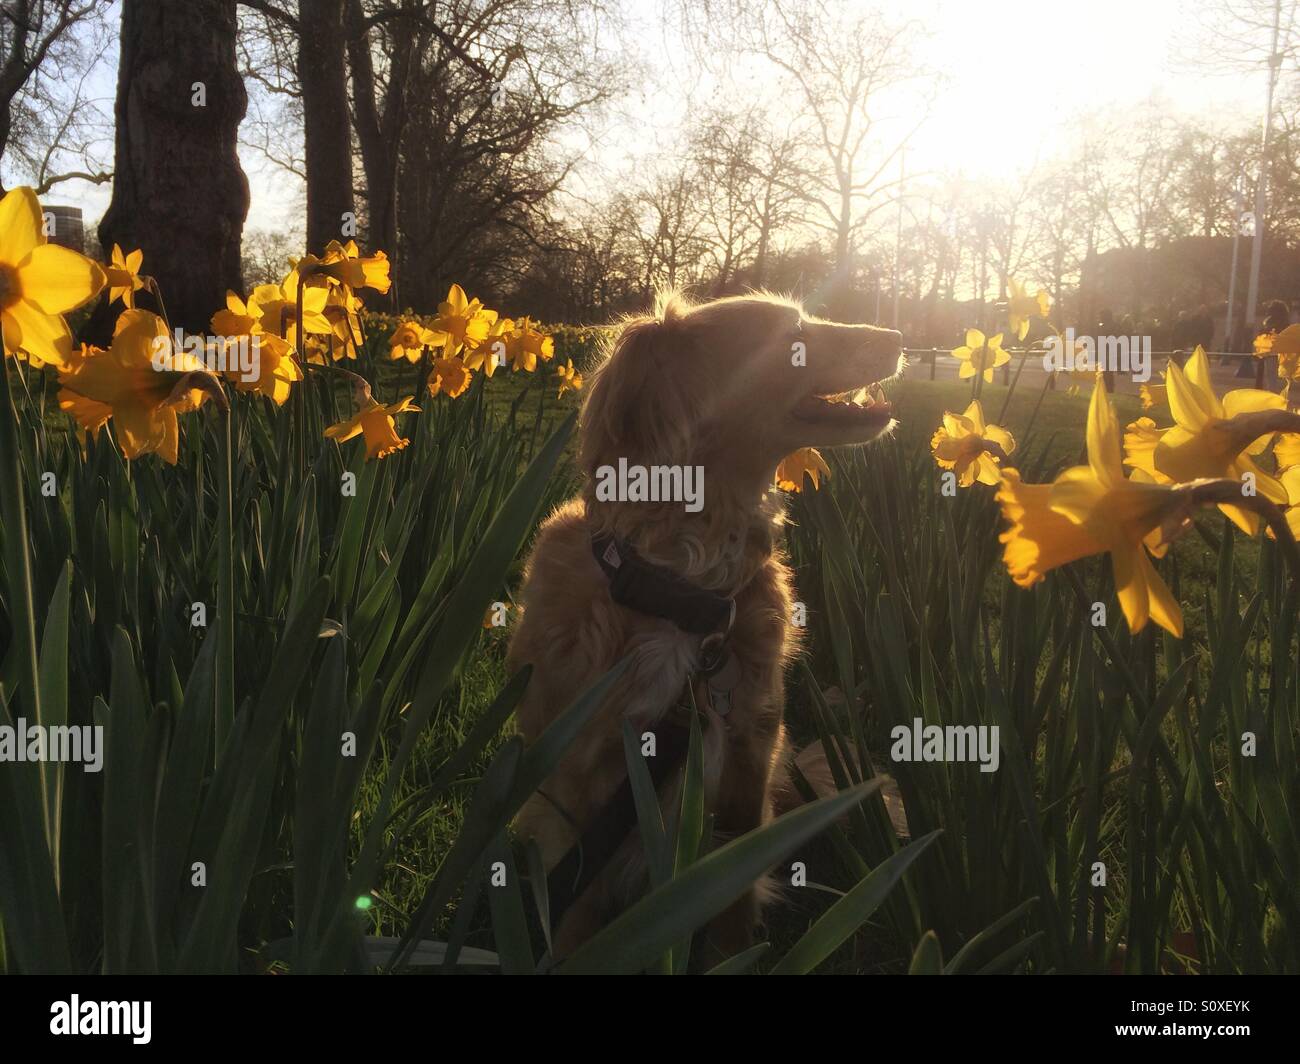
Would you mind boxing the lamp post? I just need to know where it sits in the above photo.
[1243,0,1284,333]
[1226,170,1247,351]
[892,148,906,330]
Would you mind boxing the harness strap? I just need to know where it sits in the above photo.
[591,531,736,636]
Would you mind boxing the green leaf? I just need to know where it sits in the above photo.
[908,930,944,974]
[771,830,941,975]
[558,782,884,975]
[704,942,770,975]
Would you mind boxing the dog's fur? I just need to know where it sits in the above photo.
[507,290,904,961]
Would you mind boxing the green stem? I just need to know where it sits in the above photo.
[997,343,1032,424]
[215,403,235,762]
[0,343,49,841]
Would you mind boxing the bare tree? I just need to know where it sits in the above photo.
[0,0,109,193]
[238,0,355,253]
[392,0,619,309]
[687,107,808,292]
[739,0,933,297]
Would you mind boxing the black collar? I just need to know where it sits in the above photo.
[591,531,735,637]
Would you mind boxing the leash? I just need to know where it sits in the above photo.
[542,532,743,927]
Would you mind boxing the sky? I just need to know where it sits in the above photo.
[24,0,1276,242]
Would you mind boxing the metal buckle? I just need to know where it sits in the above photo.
[699,633,725,673]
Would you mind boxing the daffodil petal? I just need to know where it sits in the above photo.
[1165,360,1215,430]
[1136,548,1183,637]
[1084,381,1123,485]
[1049,465,1109,526]
[984,424,1015,454]
[1183,347,1219,413]
[1222,388,1286,419]
[0,187,43,264]
[1111,545,1150,632]
[4,298,73,366]
[18,243,106,313]
[975,453,1002,485]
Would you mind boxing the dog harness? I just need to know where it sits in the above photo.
[542,532,743,927]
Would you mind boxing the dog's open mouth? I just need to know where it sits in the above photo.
[791,381,894,425]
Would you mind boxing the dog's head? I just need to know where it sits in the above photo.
[581,290,905,479]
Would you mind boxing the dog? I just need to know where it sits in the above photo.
[506,290,905,962]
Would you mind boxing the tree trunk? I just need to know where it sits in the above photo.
[0,107,11,194]
[97,0,249,335]
[345,0,410,306]
[300,0,354,253]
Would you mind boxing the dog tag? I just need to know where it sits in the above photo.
[706,653,742,717]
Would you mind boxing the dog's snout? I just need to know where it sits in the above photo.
[873,328,903,354]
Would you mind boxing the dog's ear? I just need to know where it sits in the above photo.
[580,297,709,474]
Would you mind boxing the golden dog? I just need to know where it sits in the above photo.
[507,290,904,962]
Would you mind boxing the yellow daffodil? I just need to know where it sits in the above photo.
[1150,346,1288,534]
[321,286,362,355]
[296,240,391,295]
[230,333,301,405]
[930,400,1016,487]
[57,309,225,464]
[1007,279,1050,341]
[505,316,554,371]
[555,357,582,397]
[463,316,511,378]
[249,281,332,346]
[775,448,830,492]
[105,244,145,308]
[323,395,418,460]
[1123,416,1168,482]
[428,357,472,398]
[1261,325,1300,377]
[211,290,261,338]
[952,329,1009,383]
[0,186,106,367]
[427,284,497,356]
[999,382,1189,637]
[390,320,437,362]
